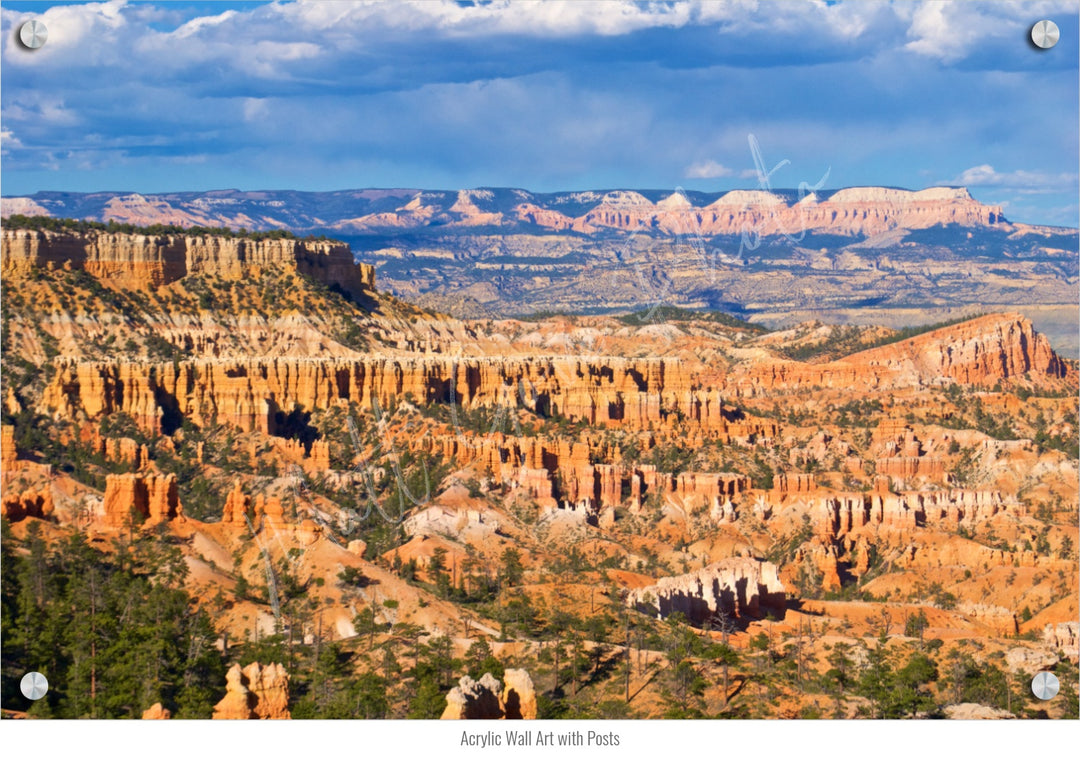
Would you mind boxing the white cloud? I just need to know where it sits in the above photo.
[946,164,1079,192]
[4,93,80,127]
[172,9,237,40]
[2,0,130,65]
[0,128,23,156]
[281,0,694,38]
[953,164,1000,185]
[696,0,885,40]
[684,160,735,179]
[904,0,1078,62]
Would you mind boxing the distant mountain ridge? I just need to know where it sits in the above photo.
[0,185,1044,238]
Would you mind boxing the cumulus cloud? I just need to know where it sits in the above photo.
[278,0,694,38]
[946,164,1079,193]
[684,160,734,179]
[2,0,130,65]
[904,0,1077,62]
[0,128,23,156]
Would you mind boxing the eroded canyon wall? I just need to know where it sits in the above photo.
[727,313,1069,396]
[1,228,375,297]
[41,355,774,439]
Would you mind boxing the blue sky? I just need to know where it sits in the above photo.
[1,0,1078,225]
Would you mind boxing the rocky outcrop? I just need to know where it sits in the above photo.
[77,425,150,470]
[268,437,331,471]
[500,669,537,719]
[221,480,251,530]
[440,669,536,720]
[1043,622,1079,663]
[1,425,16,472]
[628,557,786,626]
[1,488,55,523]
[104,437,150,470]
[212,662,291,720]
[773,473,816,496]
[141,702,172,719]
[441,673,505,720]
[792,543,843,592]
[876,456,945,483]
[42,355,777,442]
[944,703,1016,720]
[729,314,1068,396]
[817,488,1012,539]
[958,603,1018,637]
[421,431,750,515]
[1,229,375,298]
[253,493,287,529]
[874,423,945,484]
[1004,647,1061,676]
[102,473,182,528]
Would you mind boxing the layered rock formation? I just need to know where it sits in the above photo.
[212,662,291,720]
[102,473,183,528]
[535,187,1004,238]
[422,431,749,514]
[817,488,1013,539]
[773,473,816,496]
[440,669,537,720]
[1,228,375,298]
[957,603,1019,637]
[874,422,945,485]
[627,557,786,625]
[42,355,775,441]
[3,186,1009,239]
[729,314,1068,396]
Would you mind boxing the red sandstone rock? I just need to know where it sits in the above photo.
[102,473,181,528]
[1,488,54,523]
[212,662,291,720]
[816,488,1011,539]
[42,355,776,441]
[254,493,287,529]
[773,473,816,495]
[222,480,251,530]
[1,425,16,472]
[729,314,1068,397]
[792,543,842,592]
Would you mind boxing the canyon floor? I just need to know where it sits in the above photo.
[1,223,1078,720]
